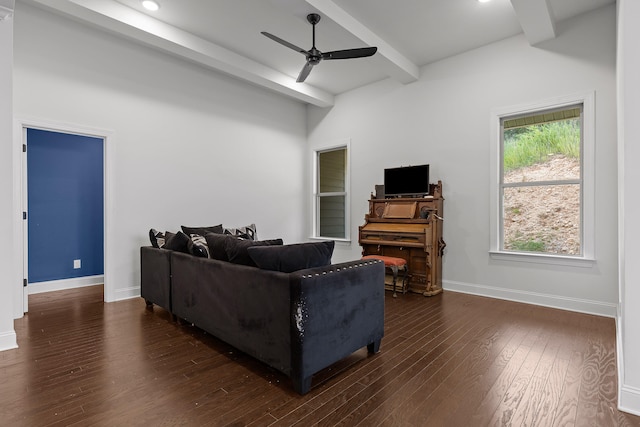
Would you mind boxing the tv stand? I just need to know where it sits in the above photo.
[359,181,445,296]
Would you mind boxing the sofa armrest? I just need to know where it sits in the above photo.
[140,246,173,312]
[289,259,385,393]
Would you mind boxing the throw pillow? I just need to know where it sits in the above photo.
[163,231,190,253]
[181,224,223,236]
[149,228,165,248]
[247,240,335,273]
[224,238,283,267]
[223,223,257,240]
[187,234,209,258]
[204,233,237,261]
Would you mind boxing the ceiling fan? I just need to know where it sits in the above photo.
[261,13,378,83]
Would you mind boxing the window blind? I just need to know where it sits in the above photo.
[503,106,581,130]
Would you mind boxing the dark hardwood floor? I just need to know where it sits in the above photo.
[1,285,639,426]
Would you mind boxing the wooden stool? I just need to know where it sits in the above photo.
[362,255,408,297]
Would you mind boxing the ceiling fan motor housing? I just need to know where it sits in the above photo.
[308,48,322,65]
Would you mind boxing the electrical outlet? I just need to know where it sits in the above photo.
[73,259,81,269]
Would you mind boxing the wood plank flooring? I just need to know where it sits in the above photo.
[1,285,639,426]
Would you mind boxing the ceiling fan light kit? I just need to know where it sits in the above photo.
[262,13,378,83]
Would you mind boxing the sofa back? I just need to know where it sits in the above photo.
[170,251,293,374]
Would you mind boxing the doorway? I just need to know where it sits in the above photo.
[19,123,110,314]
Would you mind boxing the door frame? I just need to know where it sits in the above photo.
[13,117,115,316]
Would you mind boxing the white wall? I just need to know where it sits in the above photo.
[308,5,618,315]
[12,3,308,302]
[617,0,640,416]
[0,2,18,351]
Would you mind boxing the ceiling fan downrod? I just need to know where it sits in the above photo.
[308,13,320,49]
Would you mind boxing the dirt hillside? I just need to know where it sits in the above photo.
[502,155,580,255]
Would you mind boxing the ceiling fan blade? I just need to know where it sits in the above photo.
[296,62,314,83]
[261,31,308,56]
[322,46,377,60]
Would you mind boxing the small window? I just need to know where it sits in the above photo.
[314,146,349,240]
[490,92,595,265]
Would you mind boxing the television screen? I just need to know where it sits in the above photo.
[384,164,430,197]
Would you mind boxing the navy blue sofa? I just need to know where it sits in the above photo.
[140,246,385,394]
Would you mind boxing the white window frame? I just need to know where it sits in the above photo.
[312,141,350,242]
[489,92,595,267]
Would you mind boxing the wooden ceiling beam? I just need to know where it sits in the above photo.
[22,0,335,107]
[306,0,419,84]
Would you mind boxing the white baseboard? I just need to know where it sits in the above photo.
[113,285,140,301]
[28,275,104,295]
[619,385,640,416]
[617,311,625,413]
[617,307,640,416]
[443,279,618,318]
[0,329,18,352]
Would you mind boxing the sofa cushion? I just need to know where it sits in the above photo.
[187,234,209,258]
[163,231,190,253]
[247,241,335,273]
[223,223,257,240]
[204,233,237,261]
[225,238,284,266]
[181,224,223,236]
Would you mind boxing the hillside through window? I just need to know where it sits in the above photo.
[500,105,583,255]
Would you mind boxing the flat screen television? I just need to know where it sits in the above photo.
[384,164,430,197]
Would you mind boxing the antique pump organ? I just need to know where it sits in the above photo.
[359,180,445,296]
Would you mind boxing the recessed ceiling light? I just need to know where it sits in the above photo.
[142,1,160,11]
[478,0,491,3]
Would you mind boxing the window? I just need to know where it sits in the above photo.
[490,93,594,265]
[314,145,349,240]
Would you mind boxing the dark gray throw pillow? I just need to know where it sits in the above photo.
[181,224,223,236]
[163,231,190,253]
[224,238,284,267]
[204,233,237,261]
[247,240,335,273]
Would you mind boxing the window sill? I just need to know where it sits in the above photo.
[489,250,595,268]
[309,236,351,246]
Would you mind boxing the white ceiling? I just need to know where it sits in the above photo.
[20,0,614,107]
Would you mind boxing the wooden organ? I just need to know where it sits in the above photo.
[358,181,445,296]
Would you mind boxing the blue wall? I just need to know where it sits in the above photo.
[27,128,104,283]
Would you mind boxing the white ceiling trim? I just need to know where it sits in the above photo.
[306,0,419,84]
[510,0,557,45]
[23,0,335,107]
